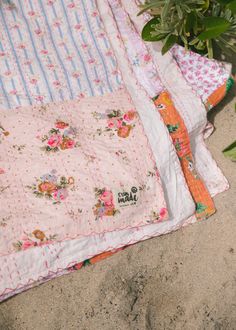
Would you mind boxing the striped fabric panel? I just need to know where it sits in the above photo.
[0,0,122,109]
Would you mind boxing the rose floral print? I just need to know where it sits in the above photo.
[93,109,137,138]
[148,208,168,223]
[0,89,167,259]
[93,188,120,220]
[13,230,57,252]
[39,121,80,153]
[173,137,189,159]
[27,170,75,204]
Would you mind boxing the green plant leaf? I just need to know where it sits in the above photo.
[185,11,197,33]
[216,0,234,5]
[217,36,236,54]
[162,0,172,21]
[198,17,231,40]
[226,0,236,13]
[207,39,214,58]
[195,40,207,50]
[142,17,167,42]
[202,0,210,11]
[137,1,163,16]
[139,0,236,58]
[161,34,178,54]
[223,140,236,161]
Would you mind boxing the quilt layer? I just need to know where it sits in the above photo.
[0,0,232,301]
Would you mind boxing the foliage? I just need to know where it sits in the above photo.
[223,140,236,161]
[222,104,236,162]
[139,0,236,58]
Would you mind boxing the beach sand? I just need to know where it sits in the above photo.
[0,81,235,330]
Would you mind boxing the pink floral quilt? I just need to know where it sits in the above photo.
[0,0,232,302]
[0,88,167,256]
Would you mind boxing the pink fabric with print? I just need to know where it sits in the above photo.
[0,88,167,256]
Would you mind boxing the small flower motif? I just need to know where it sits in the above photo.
[98,32,105,38]
[66,55,73,61]
[53,188,68,202]
[93,109,137,138]
[18,43,26,50]
[78,93,85,99]
[0,51,7,58]
[68,177,75,185]
[11,23,20,29]
[24,59,33,66]
[105,50,113,57]
[107,119,115,129]
[3,71,14,79]
[40,121,80,153]
[53,80,62,88]
[47,63,56,70]
[28,10,37,17]
[47,0,55,5]
[148,208,167,223]
[160,208,167,219]
[27,170,75,204]
[143,54,151,62]
[53,18,62,28]
[94,79,101,85]
[40,49,49,55]
[32,229,46,241]
[34,28,44,37]
[35,95,44,102]
[61,138,76,150]
[67,3,76,8]
[72,71,80,79]
[48,133,62,148]
[13,230,57,251]
[123,110,136,122]
[173,138,189,158]
[29,77,38,85]
[92,11,98,17]
[55,121,69,129]
[9,89,18,95]
[117,125,132,138]
[38,181,57,193]
[74,24,82,30]
[93,188,119,220]
[88,59,95,64]
[81,43,88,49]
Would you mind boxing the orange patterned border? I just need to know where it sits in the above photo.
[68,85,229,272]
[68,89,217,272]
[205,77,234,111]
[69,247,126,270]
[153,91,215,220]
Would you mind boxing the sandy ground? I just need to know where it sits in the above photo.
[0,81,235,330]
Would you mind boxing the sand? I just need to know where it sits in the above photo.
[0,81,235,330]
